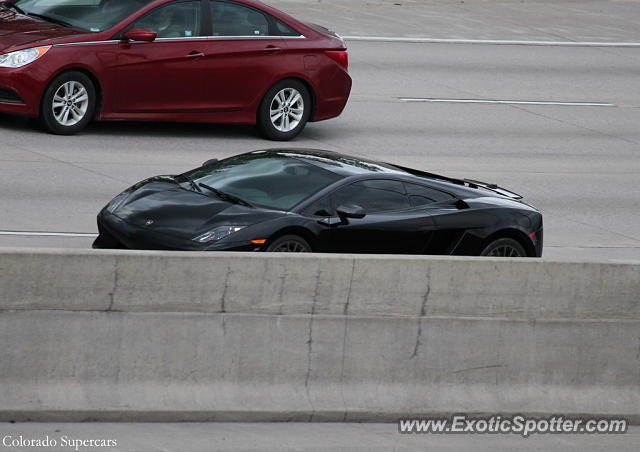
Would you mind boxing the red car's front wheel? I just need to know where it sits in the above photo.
[40,71,96,135]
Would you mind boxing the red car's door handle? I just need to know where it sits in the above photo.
[264,45,282,54]
[186,51,205,59]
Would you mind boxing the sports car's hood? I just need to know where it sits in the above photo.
[0,7,86,52]
[111,177,282,239]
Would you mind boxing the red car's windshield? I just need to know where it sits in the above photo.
[10,0,155,32]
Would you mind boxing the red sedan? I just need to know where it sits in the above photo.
[0,0,351,140]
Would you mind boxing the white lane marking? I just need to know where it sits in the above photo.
[399,98,615,107]
[343,36,640,47]
[0,231,97,237]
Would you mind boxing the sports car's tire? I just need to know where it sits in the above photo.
[41,71,96,135]
[480,238,526,257]
[257,79,311,141]
[266,234,312,252]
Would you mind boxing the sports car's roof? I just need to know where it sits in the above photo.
[248,148,524,201]
[250,148,410,176]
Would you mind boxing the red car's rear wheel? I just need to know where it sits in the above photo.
[258,79,311,141]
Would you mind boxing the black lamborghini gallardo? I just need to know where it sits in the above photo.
[94,149,543,257]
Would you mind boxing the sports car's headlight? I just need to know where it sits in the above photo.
[0,46,51,68]
[193,225,246,243]
[106,192,130,214]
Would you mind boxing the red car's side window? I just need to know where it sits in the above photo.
[210,1,269,36]
[209,1,301,37]
[133,1,202,38]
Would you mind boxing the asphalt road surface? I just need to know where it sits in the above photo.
[270,0,640,42]
[1,0,639,261]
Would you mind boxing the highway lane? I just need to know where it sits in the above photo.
[1,40,639,260]
[270,0,640,43]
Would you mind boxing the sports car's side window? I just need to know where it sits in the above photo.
[303,196,333,217]
[133,1,201,38]
[404,182,455,207]
[333,180,410,213]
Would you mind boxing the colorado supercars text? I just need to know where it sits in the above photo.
[3,435,117,450]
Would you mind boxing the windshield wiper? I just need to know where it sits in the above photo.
[181,174,202,193]
[27,12,74,28]
[8,4,25,14]
[199,183,253,208]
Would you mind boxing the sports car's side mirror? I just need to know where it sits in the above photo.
[202,158,219,167]
[336,204,366,220]
[123,28,157,43]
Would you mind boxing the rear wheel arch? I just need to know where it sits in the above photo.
[290,77,317,121]
[482,228,535,257]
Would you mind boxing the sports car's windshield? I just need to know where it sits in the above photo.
[180,154,343,211]
[11,0,155,32]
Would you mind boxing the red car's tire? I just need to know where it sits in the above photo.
[40,71,96,135]
[257,79,311,141]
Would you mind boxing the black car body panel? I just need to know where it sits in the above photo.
[94,149,543,257]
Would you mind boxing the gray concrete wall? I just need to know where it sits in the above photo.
[0,249,638,421]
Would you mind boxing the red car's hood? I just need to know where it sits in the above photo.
[0,7,86,53]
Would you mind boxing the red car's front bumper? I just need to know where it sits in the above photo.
[0,65,47,117]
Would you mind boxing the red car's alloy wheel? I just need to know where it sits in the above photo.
[270,88,305,133]
[40,71,96,135]
[51,81,90,127]
[258,79,311,141]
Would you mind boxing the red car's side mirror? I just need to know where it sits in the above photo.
[123,28,157,43]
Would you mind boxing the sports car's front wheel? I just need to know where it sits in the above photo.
[480,238,526,257]
[266,235,312,252]
[41,71,96,135]
[257,79,311,141]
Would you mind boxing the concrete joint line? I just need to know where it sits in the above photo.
[106,256,118,312]
[411,271,431,360]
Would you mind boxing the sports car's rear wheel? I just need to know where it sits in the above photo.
[266,235,312,252]
[257,79,311,141]
[480,238,526,257]
[41,71,96,135]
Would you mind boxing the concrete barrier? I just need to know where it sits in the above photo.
[0,248,638,421]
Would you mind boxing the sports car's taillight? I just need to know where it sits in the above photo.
[325,51,348,69]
